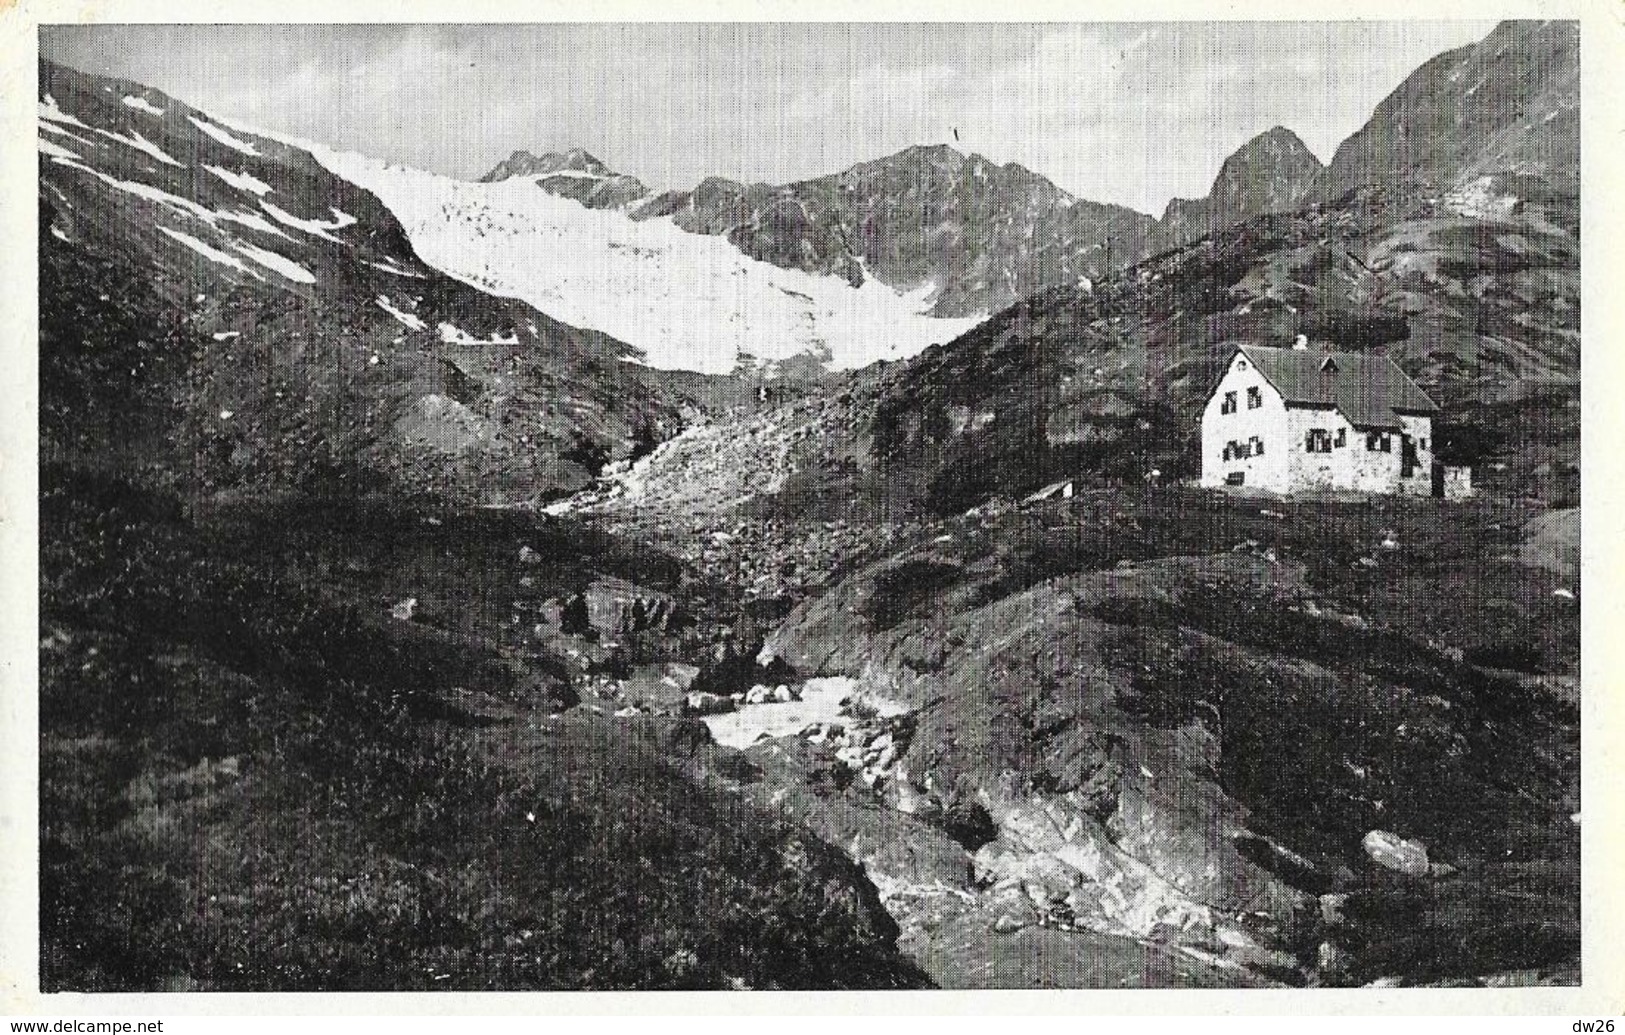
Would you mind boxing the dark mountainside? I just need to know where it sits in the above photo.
[40,19,1581,993]
[1157,126,1325,250]
[38,60,695,507]
[38,61,929,991]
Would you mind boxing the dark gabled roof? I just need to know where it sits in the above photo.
[1236,345,1439,430]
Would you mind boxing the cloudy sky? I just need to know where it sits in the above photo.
[42,21,1496,214]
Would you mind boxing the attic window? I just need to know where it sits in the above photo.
[1246,386,1262,409]
[1221,391,1237,415]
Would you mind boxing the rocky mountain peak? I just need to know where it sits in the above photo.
[1157,125,1325,248]
[479,146,615,183]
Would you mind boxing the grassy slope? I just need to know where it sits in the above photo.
[39,465,929,991]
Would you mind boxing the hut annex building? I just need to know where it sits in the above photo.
[1200,342,1460,497]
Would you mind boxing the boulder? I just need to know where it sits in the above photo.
[682,691,736,717]
[1319,892,1349,926]
[583,576,679,638]
[1362,830,1430,876]
[659,663,701,691]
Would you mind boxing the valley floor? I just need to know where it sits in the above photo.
[39,452,1580,990]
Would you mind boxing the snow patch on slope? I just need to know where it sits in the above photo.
[232,240,317,283]
[121,95,165,116]
[305,146,981,374]
[187,115,262,156]
[39,95,91,129]
[377,295,427,330]
[38,135,81,161]
[261,201,356,242]
[438,322,517,346]
[92,126,185,167]
[38,120,97,145]
[204,164,274,196]
[159,226,254,276]
[366,259,425,278]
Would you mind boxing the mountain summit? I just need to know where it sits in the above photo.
[479,147,649,209]
[634,143,1156,318]
[481,147,613,179]
[1159,126,1325,248]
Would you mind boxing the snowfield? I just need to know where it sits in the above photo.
[305,148,981,374]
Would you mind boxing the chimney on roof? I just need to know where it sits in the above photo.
[1292,334,1309,351]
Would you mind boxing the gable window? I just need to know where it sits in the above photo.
[1305,429,1333,453]
[1246,386,1262,409]
[1335,428,1346,448]
[1221,391,1237,415]
[1249,435,1264,456]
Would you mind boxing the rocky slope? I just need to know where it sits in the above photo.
[1317,19,1578,200]
[1158,127,1325,250]
[39,59,683,505]
[862,177,1578,514]
[561,410,1579,986]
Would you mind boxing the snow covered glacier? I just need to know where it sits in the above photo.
[303,146,983,375]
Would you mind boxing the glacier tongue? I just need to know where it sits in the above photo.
[303,147,981,375]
